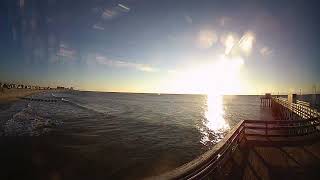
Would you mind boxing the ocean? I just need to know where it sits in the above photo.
[0,91,274,179]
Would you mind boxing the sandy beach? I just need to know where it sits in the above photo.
[0,88,45,104]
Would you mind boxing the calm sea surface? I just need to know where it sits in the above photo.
[0,91,273,179]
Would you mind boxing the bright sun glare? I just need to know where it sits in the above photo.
[168,33,253,145]
[169,55,244,95]
[168,32,254,96]
[196,55,244,145]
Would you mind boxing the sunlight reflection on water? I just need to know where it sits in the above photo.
[199,94,230,145]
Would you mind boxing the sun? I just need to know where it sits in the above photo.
[205,55,244,95]
[167,55,244,95]
[163,32,255,95]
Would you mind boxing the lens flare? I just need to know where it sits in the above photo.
[239,32,255,55]
[197,30,218,49]
[224,35,236,54]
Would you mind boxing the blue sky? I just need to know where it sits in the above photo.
[1,0,320,94]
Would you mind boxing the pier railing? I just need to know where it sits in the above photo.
[244,118,320,139]
[153,118,320,180]
[151,120,246,180]
[151,96,320,180]
[272,97,320,119]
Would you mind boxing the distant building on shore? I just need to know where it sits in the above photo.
[0,81,70,91]
[2,84,9,89]
[9,84,17,89]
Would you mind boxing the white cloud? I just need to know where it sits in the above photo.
[93,55,157,72]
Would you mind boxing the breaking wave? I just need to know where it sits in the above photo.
[3,103,62,136]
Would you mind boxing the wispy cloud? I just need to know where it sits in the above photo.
[93,54,157,72]
[118,4,130,12]
[55,43,76,61]
[92,24,104,30]
[101,3,130,20]
[57,48,75,58]
[101,9,118,20]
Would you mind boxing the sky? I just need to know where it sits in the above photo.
[1,0,320,94]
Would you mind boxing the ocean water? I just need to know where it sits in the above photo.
[0,91,273,179]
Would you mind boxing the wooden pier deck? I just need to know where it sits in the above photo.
[151,95,320,180]
[218,140,320,180]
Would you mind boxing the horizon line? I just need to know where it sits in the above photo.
[75,90,318,96]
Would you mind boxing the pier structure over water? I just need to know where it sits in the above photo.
[260,93,272,107]
[152,94,320,180]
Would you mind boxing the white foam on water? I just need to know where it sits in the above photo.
[4,103,62,136]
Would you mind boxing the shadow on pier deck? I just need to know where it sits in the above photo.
[150,96,320,180]
[219,139,320,180]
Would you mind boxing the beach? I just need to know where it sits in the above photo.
[0,88,46,112]
[0,88,45,103]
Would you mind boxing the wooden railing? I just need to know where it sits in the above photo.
[150,121,246,180]
[244,118,320,138]
[151,97,320,180]
[152,117,320,180]
[272,97,320,119]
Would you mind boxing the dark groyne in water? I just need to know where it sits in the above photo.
[20,97,59,102]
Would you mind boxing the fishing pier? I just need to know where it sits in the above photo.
[153,94,320,180]
[260,93,272,107]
